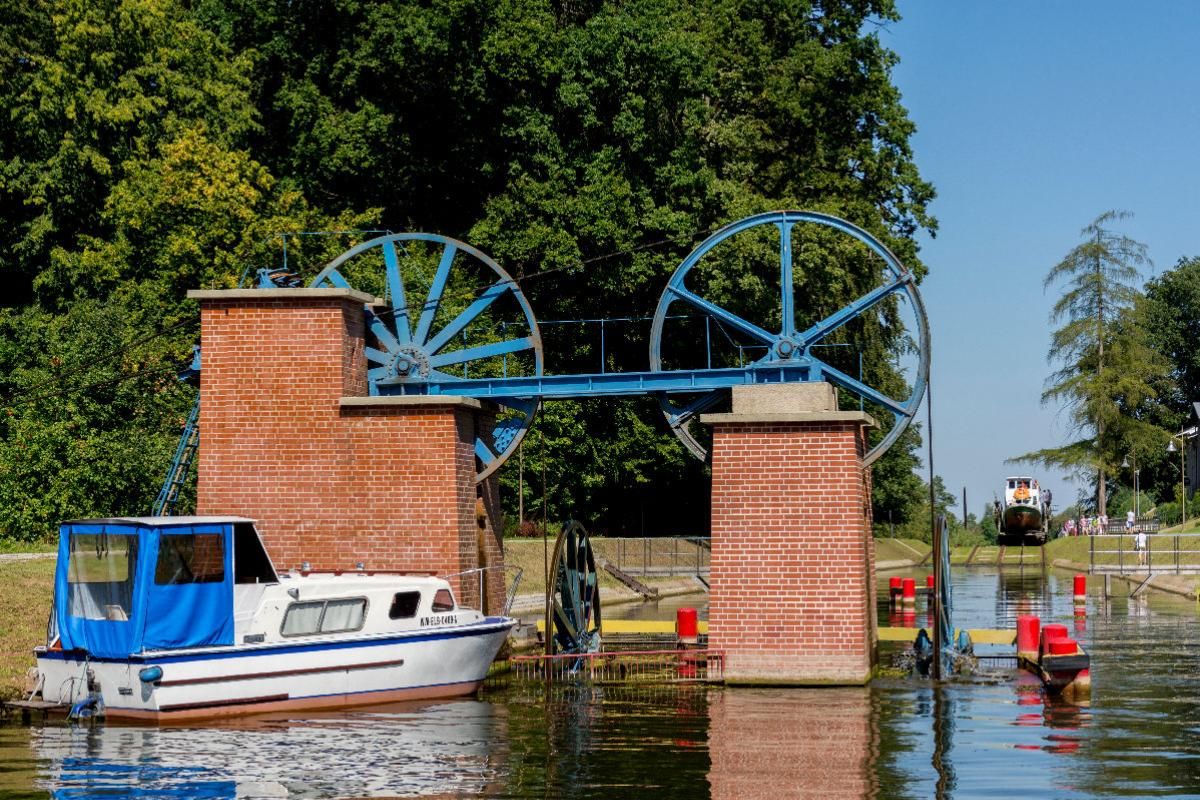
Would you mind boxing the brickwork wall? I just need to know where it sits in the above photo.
[708,420,874,683]
[194,293,503,609]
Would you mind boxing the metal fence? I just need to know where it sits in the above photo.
[594,537,711,576]
[1088,532,1200,574]
[509,649,724,684]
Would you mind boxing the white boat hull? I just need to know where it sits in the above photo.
[37,617,514,721]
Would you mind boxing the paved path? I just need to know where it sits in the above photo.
[0,553,55,563]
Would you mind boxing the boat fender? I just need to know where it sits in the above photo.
[68,695,102,721]
[138,666,163,684]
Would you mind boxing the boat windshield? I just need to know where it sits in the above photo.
[66,532,138,621]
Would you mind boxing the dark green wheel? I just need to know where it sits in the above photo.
[547,520,602,655]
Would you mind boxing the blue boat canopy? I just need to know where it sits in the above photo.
[53,517,277,659]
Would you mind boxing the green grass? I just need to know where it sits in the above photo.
[1159,520,1200,534]
[1045,531,1200,570]
[874,538,930,563]
[0,559,55,700]
[0,539,55,555]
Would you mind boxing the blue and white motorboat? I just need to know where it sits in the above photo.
[30,516,514,721]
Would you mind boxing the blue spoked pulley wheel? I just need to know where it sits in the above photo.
[547,520,602,656]
[311,233,543,482]
[648,210,929,467]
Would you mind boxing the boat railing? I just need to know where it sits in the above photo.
[1088,531,1200,575]
[594,536,712,577]
[508,648,724,684]
[442,565,524,615]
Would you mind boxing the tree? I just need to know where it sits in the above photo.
[0,0,371,538]
[1014,211,1169,516]
[1,0,938,538]
[1143,257,1200,407]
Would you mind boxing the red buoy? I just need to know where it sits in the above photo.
[676,607,699,645]
[1048,638,1078,655]
[1073,574,1087,605]
[902,577,916,605]
[926,574,935,590]
[1016,615,1040,656]
[889,576,902,604]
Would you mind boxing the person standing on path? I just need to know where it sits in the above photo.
[1126,509,1136,531]
[1136,528,1148,567]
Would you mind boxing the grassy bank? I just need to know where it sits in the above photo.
[0,559,55,700]
[874,538,930,563]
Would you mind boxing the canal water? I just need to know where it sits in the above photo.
[3,566,1200,799]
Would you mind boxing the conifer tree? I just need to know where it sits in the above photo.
[1015,211,1167,515]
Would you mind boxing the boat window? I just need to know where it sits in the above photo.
[281,598,368,636]
[432,589,455,613]
[66,532,138,621]
[233,523,278,584]
[321,598,366,632]
[281,601,325,636]
[155,533,225,585]
[389,591,421,619]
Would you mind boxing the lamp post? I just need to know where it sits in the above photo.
[1121,454,1140,519]
[1168,426,1199,527]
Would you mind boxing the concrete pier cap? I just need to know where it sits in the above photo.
[701,382,877,428]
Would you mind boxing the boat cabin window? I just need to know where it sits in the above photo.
[281,598,367,636]
[432,589,455,613]
[233,523,278,584]
[66,532,138,621]
[389,591,421,619]
[155,533,225,585]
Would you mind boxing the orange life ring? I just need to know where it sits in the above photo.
[1013,487,1030,501]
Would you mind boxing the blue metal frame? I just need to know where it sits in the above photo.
[300,212,927,479]
[310,233,544,482]
[648,210,929,467]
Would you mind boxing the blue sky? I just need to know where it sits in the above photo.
[885,3,1200,517]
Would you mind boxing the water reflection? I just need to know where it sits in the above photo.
[20,701,507,799]
[706,688,875,800]
[7,566,1200,798]
[993,566,1053,626]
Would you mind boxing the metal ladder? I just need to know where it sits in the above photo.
[152,397,200,516]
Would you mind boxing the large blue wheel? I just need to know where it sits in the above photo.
[648,211,929,467]
[311,233,542,482]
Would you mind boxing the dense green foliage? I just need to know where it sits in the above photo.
[0,0,936,540]
[1143,257,1200,412]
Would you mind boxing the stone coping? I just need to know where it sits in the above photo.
[340,395,483,410]
[699,410,877,427]
[188,288,380,304]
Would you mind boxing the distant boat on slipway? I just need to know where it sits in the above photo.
[995,476,1050,545]
[25,516,514,722]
